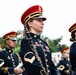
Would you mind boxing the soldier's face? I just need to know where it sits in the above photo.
[28,18,44,34]
[5,39,17,49]
[62,53,69,58]
[75,32,76,37]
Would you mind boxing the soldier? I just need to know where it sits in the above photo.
[20,5,58,75]
[69,23,76,75]
[57,47,72,75]
[0,31,23,75]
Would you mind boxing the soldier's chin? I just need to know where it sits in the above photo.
[12,46,16,48]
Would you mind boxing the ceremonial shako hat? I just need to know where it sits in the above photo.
[21,5,46,25]
[60,47,69,54]
[69,23,76,32]
[3,31,18,40]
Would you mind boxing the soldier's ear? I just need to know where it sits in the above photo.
[5,39,9,44]
[28,21,33,27]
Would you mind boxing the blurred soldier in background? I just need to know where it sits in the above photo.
[69,23,76,75]
[0,31,23,75]
[57,47,73,75]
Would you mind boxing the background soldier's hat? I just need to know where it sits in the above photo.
[60,47,69,54]
[69,23,76,32]
[3,31,18,40]
[68,23,76,41]
[21,5,46,25]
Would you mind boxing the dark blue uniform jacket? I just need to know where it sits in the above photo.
[58,58,72,75]
[0,47,19,75]
[20,33,57,75]
[70,41,76,71]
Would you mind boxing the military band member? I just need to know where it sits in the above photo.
[69,23,76,75]
[0,31,23,75]
[57,47,72,75]
[20,5,57,75]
